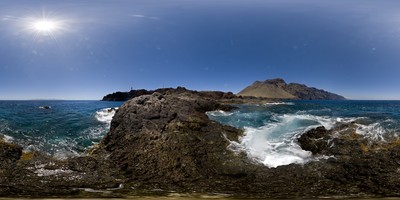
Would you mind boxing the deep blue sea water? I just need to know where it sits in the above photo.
[0,100,123,158]
[207,100,400,167]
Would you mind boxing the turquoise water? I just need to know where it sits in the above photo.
[1,100,400,166]
[207,100,400,167]
[0,100,123,158]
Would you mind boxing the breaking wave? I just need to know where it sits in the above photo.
[228,113,359,168]
[264,102,295,106]
[207,102,399,168]
[95,107,118,125]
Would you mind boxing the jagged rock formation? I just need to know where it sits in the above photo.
[238,78,346,100]
[97,92,252,183]
[2,90,400,198]
[298,125,400,195]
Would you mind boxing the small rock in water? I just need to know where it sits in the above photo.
[39,106,51,109]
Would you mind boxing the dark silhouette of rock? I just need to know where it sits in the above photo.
[238,78,346,100]
[102,87,239,102]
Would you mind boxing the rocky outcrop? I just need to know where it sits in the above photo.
[97,92,252,183]
[298,125,400,196]
[3,91,400,198]
[102,87,237,101]
[238,78,346,100]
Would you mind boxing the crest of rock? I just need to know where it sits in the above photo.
[99,92,248,182]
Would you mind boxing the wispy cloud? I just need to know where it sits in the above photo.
[131,14,159,20]
[132,14,145,18]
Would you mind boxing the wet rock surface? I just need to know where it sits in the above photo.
[1,91,400,198]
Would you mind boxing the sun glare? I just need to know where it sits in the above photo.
[33,20,58,32]
[29,18,63,36]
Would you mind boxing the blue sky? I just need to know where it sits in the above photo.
[1,0,400,100]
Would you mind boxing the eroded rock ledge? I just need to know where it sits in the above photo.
[1,91,400,198]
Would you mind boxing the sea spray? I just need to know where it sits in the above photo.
[95,107,119,125]
[207,100,400,167]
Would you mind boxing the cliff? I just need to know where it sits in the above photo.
[238,78,346,100]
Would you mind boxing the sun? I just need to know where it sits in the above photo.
[29,18,62,35]
[33,20,58,33]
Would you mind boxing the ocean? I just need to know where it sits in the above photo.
[207,100,400,168]
[1,100,400,168]
[0,100,123,159]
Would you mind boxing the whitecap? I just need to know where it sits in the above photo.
[206,110,234,117]
[227,113,361,168]
[95,107,118,124]
[1,134,14,142]
[264,102,294,106]
[355,123,387,141]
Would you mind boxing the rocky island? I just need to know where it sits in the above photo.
[1,88,400,198]
[238,78,346,100]
[102,79,345,105]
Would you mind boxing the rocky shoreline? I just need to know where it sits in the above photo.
[102,87,281,105]
[1,89,400,198]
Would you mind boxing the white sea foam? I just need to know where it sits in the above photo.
[95,107,118,124]
[1,134,14,142]
[355,123,387,141]
[229,113,359,168]
[264,102,294,106]
[206,110,235,117]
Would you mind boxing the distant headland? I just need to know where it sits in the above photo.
[102,78,345,101]
[238,78,345,100]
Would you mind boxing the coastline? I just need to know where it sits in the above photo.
[1,89,400,198]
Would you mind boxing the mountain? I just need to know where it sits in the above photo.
[238,78,346,100]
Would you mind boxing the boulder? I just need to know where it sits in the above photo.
[298,126,330,154]
[98,92,249,183]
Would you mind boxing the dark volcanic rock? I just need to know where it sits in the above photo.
[3,90,400,198]
[297,125,400,196]
[0,139,22,165]
[98,92,249,183]
[298,126,330,154]
[102,87,238,101]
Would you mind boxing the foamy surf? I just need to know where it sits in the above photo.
[229,113,335,168]
[206,110,235,117]
[95,107,118,124]
[264,102,295,106]
[208,105,369,168]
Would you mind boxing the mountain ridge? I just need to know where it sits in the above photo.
[238,78,346,100]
